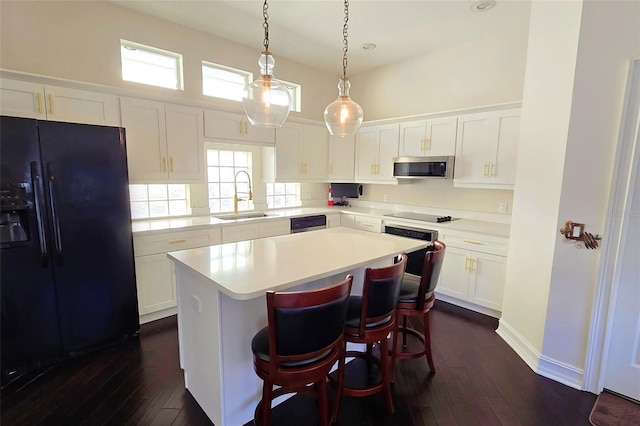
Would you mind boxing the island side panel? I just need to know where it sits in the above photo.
[175,264,225,426]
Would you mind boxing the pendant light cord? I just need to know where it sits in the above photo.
[342,0,349,79]
[263,0,270,53]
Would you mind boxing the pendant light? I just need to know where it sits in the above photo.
[324,0,363,137]
[242,0,291,127]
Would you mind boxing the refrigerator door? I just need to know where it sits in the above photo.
[38,121,139,355]
[0,116,62,382]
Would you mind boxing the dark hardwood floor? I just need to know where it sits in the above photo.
[1,301,596,425]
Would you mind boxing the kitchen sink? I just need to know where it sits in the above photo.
[213,212,270,221]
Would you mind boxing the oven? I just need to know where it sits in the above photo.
[383,223,438,279]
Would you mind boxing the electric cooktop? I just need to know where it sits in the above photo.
[383,212,460,223]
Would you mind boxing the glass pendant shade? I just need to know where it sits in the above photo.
[242,52,291,127]
[324,77,363,137]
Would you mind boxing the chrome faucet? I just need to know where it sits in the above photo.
[233,170,253,214]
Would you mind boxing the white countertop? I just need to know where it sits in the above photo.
[132,206,511,238]
[167,227,427,300]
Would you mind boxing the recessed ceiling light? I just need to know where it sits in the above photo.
[362,43,377,51]
[471,0,496,12]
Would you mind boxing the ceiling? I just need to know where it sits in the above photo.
[111,0,531,75]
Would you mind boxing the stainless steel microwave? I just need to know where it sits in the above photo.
[392,156,454,179]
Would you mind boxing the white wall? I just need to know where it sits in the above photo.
[499,0,640,386]
[0,0,336,121]
[351,28,529,120]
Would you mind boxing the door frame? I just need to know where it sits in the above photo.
[583,59,640,393]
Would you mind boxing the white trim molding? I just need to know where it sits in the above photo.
[496,320,541,372]
[538,356,584,390]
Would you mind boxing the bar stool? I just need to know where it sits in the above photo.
[251,275,353,426]
[394,241,446,375]
[333,254,408,418]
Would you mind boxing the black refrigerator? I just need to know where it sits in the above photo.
[0,116,139,385]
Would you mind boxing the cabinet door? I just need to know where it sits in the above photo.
[425,116,457,156]
[354,126,378,180]
[328,134,355,181]
[340,214,355,229]
[204,110,245,141]
[0,79,47,119]
[121,98,168,181]
[135,253,176,315]
[301,125,327,179]
[259,219,291,237]
[354,216,382,233]
[399,120,427,157]
[326,214,341,229]
[275,124,303,180]
[437,246,469,300]
[165,104,205,182]
[245,121,276,144]
[44,86,120,126]
[454,112,495,184]
[491,109,520,186]
[377,124,400,181]
[222,224,260,243]
[467,252,506,311]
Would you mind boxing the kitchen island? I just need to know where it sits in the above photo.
[167,227,427,426]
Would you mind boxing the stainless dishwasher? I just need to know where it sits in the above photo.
[290,215,327,233]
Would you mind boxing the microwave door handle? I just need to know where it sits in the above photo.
[30,161,48,267]
[46,163,63,265]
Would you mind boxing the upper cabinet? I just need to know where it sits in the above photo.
[0,78,120,126]
[265,122,327,181]
[328,134,355,181]
[204,110,275,145]
[453,108,521,190]
[398,116,457,157]
[355,124,399,182]
[121,97,205,183]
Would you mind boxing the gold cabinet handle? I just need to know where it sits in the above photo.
[490,163,495,177]
[239,120,244,134]
[170,157,174,173]
[162,157,167,172]
[420,138,425,152]
[244,120,249,134]
[470,258,476,272]
[370,164,374,175]
[463,239,483,245]
[464,256,469,271]
[425,138,431,151]
[48,94,54,114]
[168,239,187,244]
[37,93,43,113]
[483,163,488,177]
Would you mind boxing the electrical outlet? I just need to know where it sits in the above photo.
[383,194,389,202]
[499,203,508,214]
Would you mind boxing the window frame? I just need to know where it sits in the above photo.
[202,61,253,102]
[120,39,184,90]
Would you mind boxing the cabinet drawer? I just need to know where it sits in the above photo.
[134,228,222,256]
[222,223,260,243]
[438,231,508,256]
[354,216,382,233]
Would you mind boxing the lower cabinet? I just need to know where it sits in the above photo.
[221,219,290,243]
[437,231,508,315]
[354,216,382,233]
[340,214,355,229]
[133,227,222,323]
[326,213,341,229]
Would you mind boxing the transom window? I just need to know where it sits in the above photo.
[121,40,183,90]
[202,61,301,112]
[207,149,253,213]
[266,183,301,209]
[129,184,190,219]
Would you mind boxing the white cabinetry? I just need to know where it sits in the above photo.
[437,231,508,314]
[204,110,275,145]
[454,108,521,189]
[355,124,399,182]
[272,122,327,181]
[221,219,290,243]
[340,214,355,229]
[354,216,382,233]
[398,116,457,157]
[328,134,355,181]
[326,213,341,229]
[0,78,120,126]
[133,227,222,323]
[121,97,204,182]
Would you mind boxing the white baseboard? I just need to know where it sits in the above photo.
[435,293,502,318]
[139,307,177,324]
[497,319,584,390]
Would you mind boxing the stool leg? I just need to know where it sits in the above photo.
[317,378,330,426]
[261,381,273,426]
[390,314,400,383]
[379,336,395,414]
[331,342,346,424]
[424,311,435,373]
[402,315,408,348]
